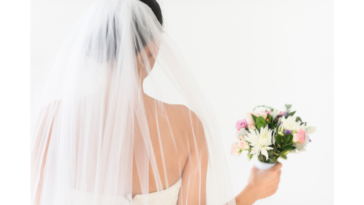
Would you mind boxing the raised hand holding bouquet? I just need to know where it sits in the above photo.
[231,104,316,170]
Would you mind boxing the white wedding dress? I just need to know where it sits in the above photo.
[70,178,182,205]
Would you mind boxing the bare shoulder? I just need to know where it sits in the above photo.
[162,103,202,129]
[163,102,206,147]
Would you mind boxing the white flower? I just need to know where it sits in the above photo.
[270,109,280,119]
[245,126,274,159]
[306,126,316,135]
[290,126,315,153]
[277,121,284,135]
[281,116,300,131]
[293,135,310,152]
[237,128,247,137]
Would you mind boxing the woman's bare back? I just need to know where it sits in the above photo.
[33,94,208,204]
[131,94,202,197]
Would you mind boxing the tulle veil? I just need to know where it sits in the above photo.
[31,0,236,204]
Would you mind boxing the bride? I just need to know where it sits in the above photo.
[30,0,282,204]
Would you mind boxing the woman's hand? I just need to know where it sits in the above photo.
[235,162,282,205]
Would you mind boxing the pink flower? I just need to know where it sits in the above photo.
[231,144,240,156]
[293,128,306,144]
[246,112,255,126]
[236,119,248,130]
[238,138,249,150]
[266,110,272,114]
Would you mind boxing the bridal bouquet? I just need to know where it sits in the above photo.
[231,104,316,168]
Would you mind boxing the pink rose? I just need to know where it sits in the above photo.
[236,119,248,130]
[231,144,240,156]
[246,112,255,126]
[255,110,268,119]
[293,128,306,144]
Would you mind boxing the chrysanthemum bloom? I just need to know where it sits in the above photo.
[245,126,274,159]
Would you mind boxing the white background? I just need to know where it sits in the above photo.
[9,0,364,205]
[30,0,333,204]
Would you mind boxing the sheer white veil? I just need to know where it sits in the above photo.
[31,0,235,204]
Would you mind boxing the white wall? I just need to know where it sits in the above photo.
[31,0,333,204]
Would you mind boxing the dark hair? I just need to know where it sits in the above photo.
[139,0,163,26]
[86,0,163,62]
[134,0,163,54]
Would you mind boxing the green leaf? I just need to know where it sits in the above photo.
[296,116,302,122]
[258,154,266,162]
[253,105,274,111]
[287,111,296,117]
[284,135,293,144]
[283,134,293,145]
[256,116,266,124]
[285,104,292,112]
[282,145,295,151]
[251,114,258,124]
[282,135,289,145]
[255,117,266,130]
[248,154,254,161]
[281,150,291,156]
[256,123,264,130]
[288,135,293,143]
[280,155,287,160]
[282,142,293,147]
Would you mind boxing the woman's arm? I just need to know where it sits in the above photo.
[234,185,257,205]
[235,163,283,205]
[177,109,282,205]
[177,110,209,205]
